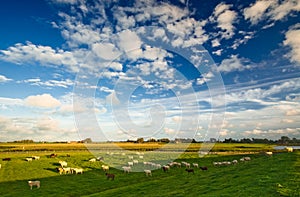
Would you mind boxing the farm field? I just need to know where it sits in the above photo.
[0,143,299,197]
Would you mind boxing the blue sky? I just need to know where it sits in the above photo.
[0,0,299,142]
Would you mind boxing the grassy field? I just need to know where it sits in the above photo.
[0,142,275,152]
[0,143,299,196]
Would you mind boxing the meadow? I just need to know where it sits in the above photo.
[0,143,299,196]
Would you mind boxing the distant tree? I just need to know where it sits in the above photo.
[13,139,34,143]
[136,138,144,143]
[191,139,198,143]
[83,138,92,143]
[240,138,252,143]
[159,138,170,143]
[147,138,156,143]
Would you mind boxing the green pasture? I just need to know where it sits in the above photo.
[0,144,299,196]
[0,142,275,153]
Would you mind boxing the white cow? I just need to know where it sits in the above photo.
[26,158,32,162]
[71,168,83,174]
[144,170,152,176]
[122,166,131,173]
[59,161,67,167]
[286,147,293,152]
[265,152,273,156]
[28,181,40,189]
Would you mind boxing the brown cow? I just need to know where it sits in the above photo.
[185,168,194,174]
[105,173,115,180]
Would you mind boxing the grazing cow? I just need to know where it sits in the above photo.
[28,181,40,189]
[133,160,139,165]
[26,158,32,162]
[265,152,273,156]
[105,173,115,180]
[128,156,134,159]
[232,160,238,164]
[192,163,199,168]
[97,157,104,161]
[144,170,152,176]
[71,168,83,174]
[128,162,134,166]
[122,166,131,173]
[50,153,57,158]
[162,165,170,172]
[32,156,40,160]
[244,157,251,161]
[185,168,194,174]
[286,147,293,152]
[57,167,71,174]
[2,158,11,161]
[59,161,67,167]
[199,166,208,171]
[89,158,96,162]
[102,165,109,171]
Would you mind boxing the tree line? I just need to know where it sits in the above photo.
[5,136,300,145]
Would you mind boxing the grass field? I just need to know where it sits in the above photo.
[0,143,299,196]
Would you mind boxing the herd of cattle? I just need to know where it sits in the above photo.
[0,147,295,190]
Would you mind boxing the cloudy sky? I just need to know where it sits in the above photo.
[0,0,299,142]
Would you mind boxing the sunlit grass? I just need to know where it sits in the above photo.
[0,144,298,196]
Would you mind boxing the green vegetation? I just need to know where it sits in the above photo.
[0,143,299,196]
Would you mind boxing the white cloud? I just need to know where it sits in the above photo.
[0,75,12,83]
[164,127,176,135]
[211,39,221,47]
[25,94,61,108]
[53,0,78,4]
[244,0,274,24]
[92,42,121,61]
[22,78,74,88]
[166,18,208,47]
[36,117,59,131]
[212,49,222,56]
[106,91,120,105]
[244,0,300,25]
[210,3,237,39]
[217,55,251,73]
[0,115,79,142]
[58,12,101,46]
[0,42,79,72]
[283,24,300,64]
[0,97,23,106]
[286,109,299,116]
[269,0,300,21]
[118,30,142,52]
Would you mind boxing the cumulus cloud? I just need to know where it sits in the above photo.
[244,0,300,25]
[25,94,61,108]
[244,0,273,24]
[92,42,121,61]
[217,55,251,73]
[118,30,142,53]
[0,42,79,72]
[283,24,300,64]
[210,3,237,39]
[0,75,12,83]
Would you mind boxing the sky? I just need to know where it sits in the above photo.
[0,0,300,142]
